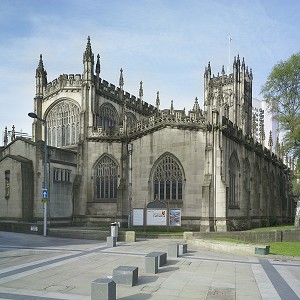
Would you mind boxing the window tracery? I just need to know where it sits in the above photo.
[152,154,183,201]
[95,155,118,200]
[47,100,80,147]
[96,103,119,130]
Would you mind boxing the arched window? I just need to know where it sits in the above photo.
[152,154,183,201]
[46,100,80,147]
[126,112,137,130]
[253,163,261,211]
[229,152,240,208]
[95,155,118,200]
[243,158,251,210]
[96,103,119,130]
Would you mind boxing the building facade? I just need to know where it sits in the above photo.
[0,37,294,231]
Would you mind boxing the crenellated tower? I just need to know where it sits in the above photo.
[204,55,253,135]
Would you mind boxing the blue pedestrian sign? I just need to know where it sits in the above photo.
[42,188,48,199]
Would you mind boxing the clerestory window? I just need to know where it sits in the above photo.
[96,103,119,130]
[152,154,183,201]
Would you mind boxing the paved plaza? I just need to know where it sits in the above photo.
[0,231,299,300]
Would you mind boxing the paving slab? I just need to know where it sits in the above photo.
[0,231,300,299]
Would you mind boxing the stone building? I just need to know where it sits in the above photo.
[0,37,294,231]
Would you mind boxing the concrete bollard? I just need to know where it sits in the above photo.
[145,253,158,274]
[107,236,116,247]
[168,243,179,258]
[125,231,136,242]
[113,266,138,286]
[178,243,188,255]
[91,278,116,300]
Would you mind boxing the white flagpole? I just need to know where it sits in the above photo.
[227,35,232,74]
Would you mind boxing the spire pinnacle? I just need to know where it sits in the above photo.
[96,54,100,74]
[170,100,174,114]
[156,91,160,110]
[119,68,124,89]
[83,36,93,62]
[193,97,200,112]
[4,126,8,146]
[11,125,15,142]
[139,81,143,100]
[38,54,44,70]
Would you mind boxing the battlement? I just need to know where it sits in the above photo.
[98,77,157,116]
[44,74,82,96]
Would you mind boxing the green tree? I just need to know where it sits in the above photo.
[261,52,300,164]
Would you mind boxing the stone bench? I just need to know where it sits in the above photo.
[91,278,116,300]
[113,266,138,286]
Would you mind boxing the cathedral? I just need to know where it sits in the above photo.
[0,37,294,231]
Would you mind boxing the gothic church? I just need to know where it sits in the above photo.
[0,37,294,231]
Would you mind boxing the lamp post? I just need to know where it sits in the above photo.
[28,112,48,237]
[127,143,133,228]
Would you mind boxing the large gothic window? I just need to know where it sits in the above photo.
[228,152,240,208]
[47,100,80,147]
[95,155,118,200]
[152,154,183,201]
[96,103,119,130]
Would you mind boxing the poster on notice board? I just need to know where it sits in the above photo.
[147,209,167,226]
[132,208,144,226]
[169,209,181,226]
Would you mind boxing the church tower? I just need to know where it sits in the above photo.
[203,56,253,231]
[204,55,253,134]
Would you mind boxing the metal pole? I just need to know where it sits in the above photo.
[43,120,48,237]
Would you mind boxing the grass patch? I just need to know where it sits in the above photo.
[269,242,300,256]
[209,238,300,257]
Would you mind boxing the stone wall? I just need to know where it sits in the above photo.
[184,228,300,243]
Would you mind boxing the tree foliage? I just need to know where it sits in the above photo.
[261,52,300,162]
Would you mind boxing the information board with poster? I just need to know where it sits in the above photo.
[132,208,144,226]
[146,209,167,226]
[169,209,181,226]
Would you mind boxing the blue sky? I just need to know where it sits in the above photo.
[0,0,299,143]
